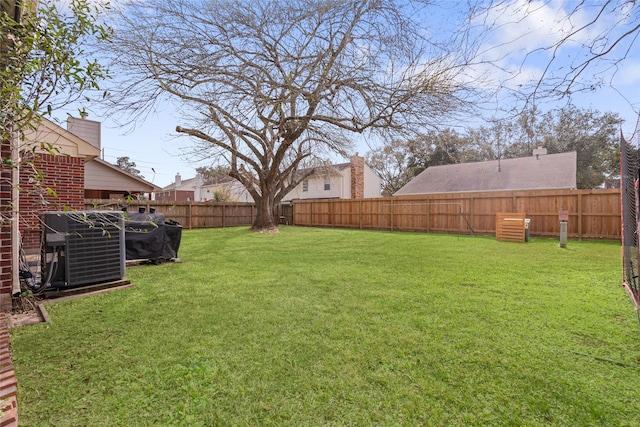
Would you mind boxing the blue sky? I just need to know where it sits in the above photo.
[52,0,640,188]
[469,0,640,131]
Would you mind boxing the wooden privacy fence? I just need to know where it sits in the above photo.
[86,188,621,239]
[85,200,263,229]
[292,188,622,240]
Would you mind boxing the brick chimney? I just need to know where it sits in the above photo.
[533,146,547,160]
[350,155,364,199]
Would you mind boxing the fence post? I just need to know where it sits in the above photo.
[468,197,474,234]
[577,192,582,240]
[359,199,363,229]
[330,200,334,228]
[390,198,394,231]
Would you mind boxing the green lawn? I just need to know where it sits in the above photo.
[10,227,640,426]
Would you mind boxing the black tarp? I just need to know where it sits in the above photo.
[124,212,182,263]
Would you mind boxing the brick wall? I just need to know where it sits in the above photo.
[19,153,85,251]
[350,155,364,199]
[155,190,195,202]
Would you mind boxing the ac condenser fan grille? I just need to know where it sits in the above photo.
[41,211,125,287]
[66,218,124,286]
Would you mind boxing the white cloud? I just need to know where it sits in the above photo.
[614,59,640,86]
[476,0,625,58]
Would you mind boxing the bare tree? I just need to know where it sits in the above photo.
[103,0,480,231]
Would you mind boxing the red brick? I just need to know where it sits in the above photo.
[350,155,365,199]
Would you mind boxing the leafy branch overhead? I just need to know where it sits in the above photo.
[1,0,111,142]
[1,0,111,219]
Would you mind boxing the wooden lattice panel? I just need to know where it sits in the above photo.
[496,212,526,242]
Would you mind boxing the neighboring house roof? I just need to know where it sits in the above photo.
[85,158,160,193]
[202,175,235,185]
[51,115,159,195]
[394,151,577,195]
[22,117,100,160]
[295,162,351,179]
[161,176,201,192]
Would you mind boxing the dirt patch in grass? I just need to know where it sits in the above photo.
[11,303,47,327]
[11,309,45,327]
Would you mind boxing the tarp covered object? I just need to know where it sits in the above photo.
[125,212,182,263]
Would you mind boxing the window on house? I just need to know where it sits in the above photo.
[303,179,308,192]
[324,177,330,191]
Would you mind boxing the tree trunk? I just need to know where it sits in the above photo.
[251,194,277,232]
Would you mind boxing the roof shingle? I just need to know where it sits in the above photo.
[394,151,577,195]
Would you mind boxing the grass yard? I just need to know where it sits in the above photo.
[10,226,640,426]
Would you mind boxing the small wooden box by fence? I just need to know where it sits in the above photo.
[496,212,526,242]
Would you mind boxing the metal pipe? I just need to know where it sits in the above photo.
[11,133,21,298]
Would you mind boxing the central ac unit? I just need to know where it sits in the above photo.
[40,211,125,288]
